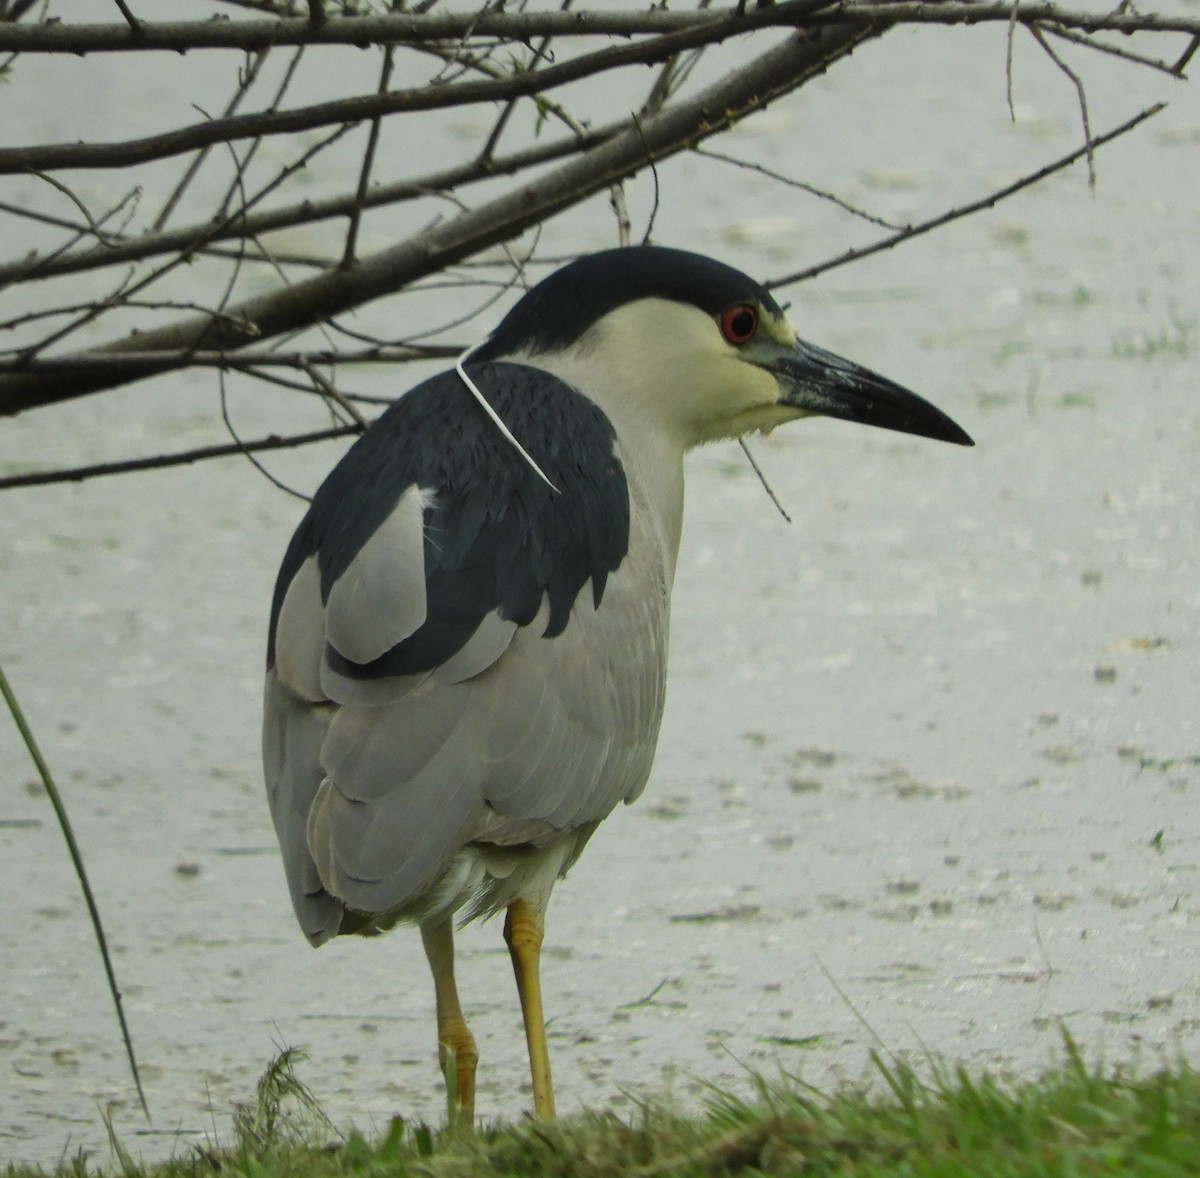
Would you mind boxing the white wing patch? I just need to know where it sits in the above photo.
[274,556,325,703]
[324,486,430,665]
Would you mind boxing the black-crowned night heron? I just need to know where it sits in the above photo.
[263,245,971,1124]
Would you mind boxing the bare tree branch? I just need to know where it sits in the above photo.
[1174,33,1200,74]
[0,2,1196,57]
[0,425,362,491]
[693,146,904,230]
[1029,22,1096,187]
[0,125,613,286]
[153,47,272,232]
[342,44,395,269]
[0,1,1186,476]
[812,0,1199,34]
[766,102,1165,289]
[0,345,460,376]
[0,3,832,54]
[0,20,878,417]
[110,0,142,35]
[0,7,838,176]
[1042,24,1186,76]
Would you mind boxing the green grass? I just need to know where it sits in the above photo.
[7,1038,1200,1177]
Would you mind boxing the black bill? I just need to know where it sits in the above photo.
[771,338,973,446]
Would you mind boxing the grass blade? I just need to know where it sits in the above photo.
[0,659,149,1118]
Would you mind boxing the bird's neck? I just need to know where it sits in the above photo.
[503,348,688,590]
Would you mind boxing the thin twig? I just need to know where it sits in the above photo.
[766,103,1164,289]
[218,46,308,227]
[0,345,459,373]
[0,5,833,176]
[1173,33,1200,74]
[1006,0,1020,120]
[209,140,256,334]
[219,368,315,501]
[1028,23,1096,188]
[111,0,141,34]
[1032,909,1057,979]
[632,113,661,245]
[0,661,149,1117]
[693,146,904,230]
[1043,23,1186,76]
[300,359,367,427]
[0,424,362,490]
[0,1,1193,55]
[343,45,395,268]
[153,47,270,231]
[738,438,792,523]
[0,125,612,286]
[610,182,632,247]
[23,171,129,247]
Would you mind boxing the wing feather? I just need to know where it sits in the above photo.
[320,686,468,802]
[323,486,429,665]
[262,670,341,943]
[434,611,519,685]
[273,556,325,703]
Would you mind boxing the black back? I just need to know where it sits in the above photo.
[268,362,630,679]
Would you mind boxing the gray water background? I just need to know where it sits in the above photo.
[1,2,1197,1167]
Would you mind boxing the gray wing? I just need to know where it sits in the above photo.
[263,363,666,944]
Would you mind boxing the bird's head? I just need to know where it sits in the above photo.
[475,245,973,452]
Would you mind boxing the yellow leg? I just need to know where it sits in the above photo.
[504,898,556,1120]
[420,918,477,1129]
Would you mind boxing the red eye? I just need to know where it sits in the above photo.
[719,303,758,345]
